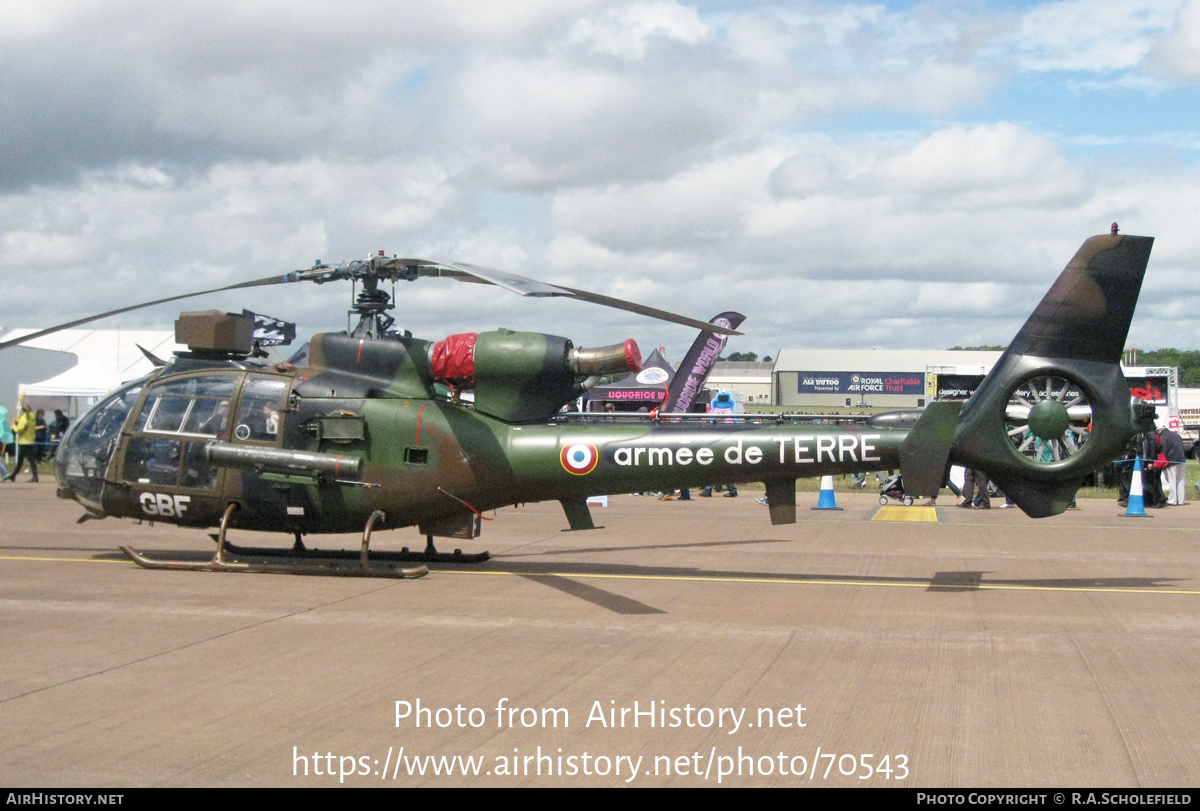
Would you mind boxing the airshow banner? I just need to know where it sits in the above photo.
[934,374,986,401]
[796,372,924,396]
[662,312,747,413]
[933,374,1167,405]
[1128,376,1169,406]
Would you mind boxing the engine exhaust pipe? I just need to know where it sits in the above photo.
[569,339,641,375]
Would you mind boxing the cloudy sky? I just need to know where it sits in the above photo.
[2,0,1200,360]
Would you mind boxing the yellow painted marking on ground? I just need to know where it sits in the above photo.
[872,506,938,523]
[974,584,1200,594]
[5,554,1198,595]
[438,568,1200,595]
[0,555,126,564]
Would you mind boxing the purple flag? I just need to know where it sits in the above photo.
[661,312,746,413]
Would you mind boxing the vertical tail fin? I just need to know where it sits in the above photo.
[950,233,1155,517]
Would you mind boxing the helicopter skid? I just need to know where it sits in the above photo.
[218,539,490,565]
[396,547,490,564]
[118,504,431,578]
[119,545,428,578]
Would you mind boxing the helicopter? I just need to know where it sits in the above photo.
[0,229,1157,579]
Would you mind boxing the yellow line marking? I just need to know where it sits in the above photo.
[0,555,126,564]
[5,555,1198,595]
[872,506,938,522]
[975,584,1200,594]
[437,568,1200,595]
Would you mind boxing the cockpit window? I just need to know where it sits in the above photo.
[154,376,238,397]
[145,396,191,433]
[182,398,228,435]
[122,372,240,489]
[56,377,146,508]
[135,375,234,438]
[233,377,286,443]
[125,436,184,486]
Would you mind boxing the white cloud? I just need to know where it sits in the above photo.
[3,1,1200,358]
[457,56,748,188]
[552,150,785,251]
[870,123,1087,207]
[787,60,994,119]
[567,1,707,59]
[0,0,94,38]
[770,123,1086,211]
[1150,0,1200,79]
[1001,0,1181,73]
[776,3,887,50]
[0,157,465,333]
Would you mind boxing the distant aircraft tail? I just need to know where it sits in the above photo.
[943,232,1156,516]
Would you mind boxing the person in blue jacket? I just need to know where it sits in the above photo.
[0,405,12,478]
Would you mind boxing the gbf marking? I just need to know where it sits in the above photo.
[560,443,599,475]
[140,493,191,518]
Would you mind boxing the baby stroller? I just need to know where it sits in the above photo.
[877,472,914,506]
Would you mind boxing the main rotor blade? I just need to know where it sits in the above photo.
[554,285,743,335]
[399,259,742,335]
[429,261,573,297]
[2,252,741,353]
[0,273,293,351]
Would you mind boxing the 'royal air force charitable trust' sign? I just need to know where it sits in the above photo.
[797,372,925,396]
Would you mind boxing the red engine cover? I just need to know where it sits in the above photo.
[431,333,478,388]
[623,339,642,372]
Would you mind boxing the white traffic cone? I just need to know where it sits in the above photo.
[1122,456,1150,518]
[811,475,842,511]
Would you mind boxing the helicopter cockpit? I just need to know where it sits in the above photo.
[56,377,148,512]
[123,374,239,490]
[57,367,291,518]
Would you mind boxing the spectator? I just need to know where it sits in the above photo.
[960,468,990,509]
[1142,430,1167,508]
[1157,424,1187,506]
[34,409,47,461]
[5,404,39,482]
[0,405,12,465]
[47,410,70,461]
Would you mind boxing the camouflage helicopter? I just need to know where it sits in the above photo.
[0,230,1157,579]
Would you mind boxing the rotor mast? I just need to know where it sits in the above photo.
[348,269,398,339]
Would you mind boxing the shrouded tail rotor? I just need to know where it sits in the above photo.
[1004,373,1093,464]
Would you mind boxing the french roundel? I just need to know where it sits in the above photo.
[560,443,599,475]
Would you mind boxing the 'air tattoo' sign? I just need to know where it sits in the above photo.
[797,372,924,396]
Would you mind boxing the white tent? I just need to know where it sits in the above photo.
[2,329,185,414]
[21,362,123,398]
